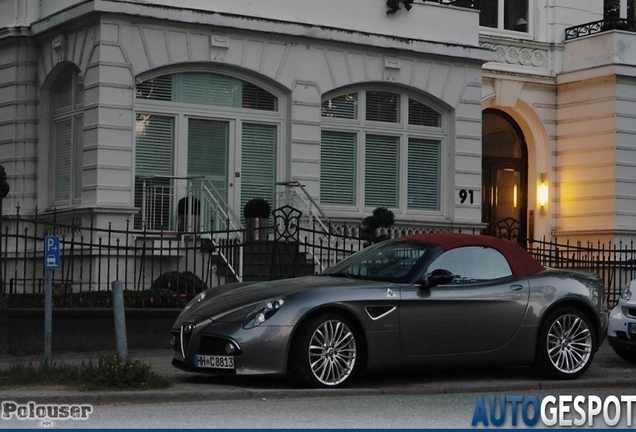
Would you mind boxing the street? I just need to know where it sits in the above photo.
[2,340,636,429]
[4,388,636,429]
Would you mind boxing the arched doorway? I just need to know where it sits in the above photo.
[482,109,528,244]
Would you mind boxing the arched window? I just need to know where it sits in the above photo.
[134,71,281,230]
[320,89,445,213]
[51,68,84,205]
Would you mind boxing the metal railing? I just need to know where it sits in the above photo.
[140,175,243,234]
[0,210,229,298]
[140,175,244,281]
[1,204,634,309]
[527,237,636,308]
[565,17,636,40]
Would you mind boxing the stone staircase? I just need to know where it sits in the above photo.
[242,241,316,282]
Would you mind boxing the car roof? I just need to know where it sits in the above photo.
[398,232,545,278]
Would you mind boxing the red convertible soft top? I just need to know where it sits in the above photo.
[399,232,545,278]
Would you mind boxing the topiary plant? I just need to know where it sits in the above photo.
[243,198,271,219]
[361,207,395,245]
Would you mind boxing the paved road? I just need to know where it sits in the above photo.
[3,384,636,428]
[0,340,635,408]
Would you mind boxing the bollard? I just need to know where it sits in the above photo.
[111,280,128,363]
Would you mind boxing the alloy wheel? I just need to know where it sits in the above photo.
[307,319,357,386]
[545,313,593,374]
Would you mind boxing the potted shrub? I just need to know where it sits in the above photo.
[244,198,271,242]
[361,207,395,246]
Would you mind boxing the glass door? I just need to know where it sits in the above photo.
[188,119,230,201]
[187,119,277,226]
[482,109,528,244]
[482,163,525,242]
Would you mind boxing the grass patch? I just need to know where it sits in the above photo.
[0,355,171,390]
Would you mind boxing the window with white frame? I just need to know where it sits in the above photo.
[134,71,281,230]
[320,89,444,213]
[51,68,84,205]
[604,0,635,19]
[479,0,529,32]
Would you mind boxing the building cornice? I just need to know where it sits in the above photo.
[27,0,493,64]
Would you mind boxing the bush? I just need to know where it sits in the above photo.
[150,270,208,297]
[361,207,395,245]
[36,290,193,309]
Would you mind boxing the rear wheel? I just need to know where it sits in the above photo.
[613,346,636,364]
[534,307,595,380]
[290,313,359,388]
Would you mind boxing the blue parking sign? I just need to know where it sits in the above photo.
[45,235,60,269]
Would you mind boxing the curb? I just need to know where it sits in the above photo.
[4,376,636,407]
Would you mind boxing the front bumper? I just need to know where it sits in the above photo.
[607,299,636,348]
[171,320,294,376]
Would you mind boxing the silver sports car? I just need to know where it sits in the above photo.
[170,233,609,387]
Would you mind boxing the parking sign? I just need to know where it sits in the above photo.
[45,235,60,269]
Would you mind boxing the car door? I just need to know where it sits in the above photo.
[399,246,530,356]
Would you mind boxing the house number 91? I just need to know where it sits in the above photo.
[459,189,474,204]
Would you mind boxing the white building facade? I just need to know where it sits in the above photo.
[0,0,635,246]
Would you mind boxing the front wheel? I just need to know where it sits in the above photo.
[534,307,596,380]
[290,313,359,388]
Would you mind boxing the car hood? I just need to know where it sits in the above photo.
[177,275,374,322]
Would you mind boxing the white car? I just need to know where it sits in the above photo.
[608,280,636,363]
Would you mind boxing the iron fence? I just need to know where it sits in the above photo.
[0,212,223,298]
[565,17,636,40]
[528,237,636,308]
[0,206,634,309]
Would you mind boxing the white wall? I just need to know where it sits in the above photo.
[28,0,481,48]
[29,12,487,229]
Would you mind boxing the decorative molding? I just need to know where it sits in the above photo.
[494,79,524,108]
[481,43,548,69]
[210,35,229,62]
[52,35,66,64]
[384,56,400,82]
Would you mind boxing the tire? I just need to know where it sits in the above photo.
[613,346,636,364]
[534,307,596,380]
[290,313,359,388]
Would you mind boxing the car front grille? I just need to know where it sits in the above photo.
[180,322,195,358]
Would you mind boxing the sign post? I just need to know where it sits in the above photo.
[44,235,60,363]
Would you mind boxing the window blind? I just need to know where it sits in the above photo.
[241,123,276,218]
[320,131,357,205]
[365,134,399,208]
[407,138,441,211]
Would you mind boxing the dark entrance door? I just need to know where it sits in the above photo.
[482,109,528,244]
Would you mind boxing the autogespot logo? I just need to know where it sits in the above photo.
[471,395,636,427]
[2,401,92,427]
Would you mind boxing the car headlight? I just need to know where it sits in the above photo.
[622,289,632,301]
[243,298,285,329]
[183,291,207,312]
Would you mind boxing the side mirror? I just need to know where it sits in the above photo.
[425,269,454,288]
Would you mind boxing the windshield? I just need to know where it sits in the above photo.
[323,240,435,282]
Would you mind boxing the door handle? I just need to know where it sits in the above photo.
[509,284,524,291]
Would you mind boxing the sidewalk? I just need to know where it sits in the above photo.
[1,341,635,407]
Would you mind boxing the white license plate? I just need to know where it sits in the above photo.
[629,323,636,335]
[194,355,235,369]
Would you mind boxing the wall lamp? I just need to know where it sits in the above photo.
[537,173,549,213]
